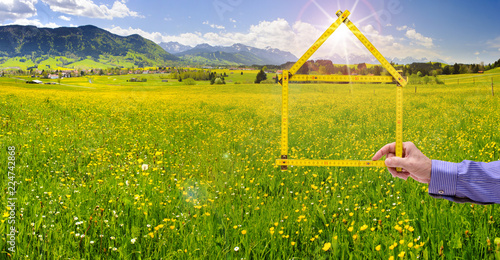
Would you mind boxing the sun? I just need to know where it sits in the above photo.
[297,0,382,65]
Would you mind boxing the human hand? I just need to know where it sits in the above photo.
[372,142,432,184]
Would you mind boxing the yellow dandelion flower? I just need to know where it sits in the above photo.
[241,230,247,235]
[154,224,164,231]
[360,224,368,231]
[375,245,381,251]
[348,226,354,232]
[398,251,405,258]
[322,242,331,251]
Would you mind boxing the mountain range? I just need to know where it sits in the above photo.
[0,25,178,62]
[318,53,448,65]
[160,42,298,66]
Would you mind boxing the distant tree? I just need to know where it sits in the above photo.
[459,65,468,74]
[423,75,430,84]
[297,62,309,74]
[472,64,479,73]
[318,65,327,75]
[357,63,367,71]
[214,77,225,84]
[374,66,381,76]
[210,72,216,85]
[417,71,423,77]
[453,63,460,74]
[339,65,348,75]
[493,59,499,68]
[254,67,267,83]
[442,66,451,75]
[183,78,196,85]
[407,66,413,76]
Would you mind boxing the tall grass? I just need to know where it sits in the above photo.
[1,76,499,259]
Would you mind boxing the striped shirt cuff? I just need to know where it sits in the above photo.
[428,160,458,196]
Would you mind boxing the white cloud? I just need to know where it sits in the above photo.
[474,51,480,55]
[107,25,168,43]
[0,0,38,22]
[404,28,433,48]
[3,18,59,28]
[203,21,225,29]
[107,18,448,62]
[211,24,225,29]
[41,0,143,19]
[229,18,236,23]
[396,25,407,31]
[59,15,70,21]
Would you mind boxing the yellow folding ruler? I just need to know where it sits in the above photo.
[278,10,407,171]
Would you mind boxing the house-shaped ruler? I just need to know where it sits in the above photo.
[277,10,407,171]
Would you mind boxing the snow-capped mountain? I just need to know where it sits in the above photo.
[159,41,192,54]
[160,42,298,65]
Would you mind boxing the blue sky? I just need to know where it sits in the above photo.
[1,0,499,64]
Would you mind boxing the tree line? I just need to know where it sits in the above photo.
[285,59,500,77]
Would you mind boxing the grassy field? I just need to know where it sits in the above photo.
[0,54,160,71]
[1,73,499,259]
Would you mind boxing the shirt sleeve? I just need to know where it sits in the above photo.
[428,160,500,204]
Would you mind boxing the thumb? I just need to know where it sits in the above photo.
[385,157,407,168]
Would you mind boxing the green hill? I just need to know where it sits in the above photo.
[0,25,178,69]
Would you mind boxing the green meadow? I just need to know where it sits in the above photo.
[1,72,500,259]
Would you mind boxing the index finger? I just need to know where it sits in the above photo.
[372,142,396,161]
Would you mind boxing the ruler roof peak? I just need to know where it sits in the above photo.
[284,9,406,87]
